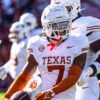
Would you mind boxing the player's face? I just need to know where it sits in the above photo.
[48,21,70,39]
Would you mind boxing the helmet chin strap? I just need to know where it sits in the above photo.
[47,37,62,50]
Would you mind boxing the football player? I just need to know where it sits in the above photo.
[0,21,41,92]
[50,0,100,100]
[0,13,41,78]
[3,4,89,100]
[0,21,29,79]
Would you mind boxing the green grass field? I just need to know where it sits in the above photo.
[0,92,5,100]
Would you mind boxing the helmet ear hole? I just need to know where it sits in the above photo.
[65,6,72,13]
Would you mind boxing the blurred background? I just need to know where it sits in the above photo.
[0,0,100,93]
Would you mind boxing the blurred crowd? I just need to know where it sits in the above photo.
[0,0,100,91]
[0,0,50,66]
[81,0,100,18]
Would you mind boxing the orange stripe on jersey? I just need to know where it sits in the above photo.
[87,25,100,28]
[28,48,33,52]
[71,27,78,30]
[87,26,100,31]
[87,27,100,30]
[82,47,89,52]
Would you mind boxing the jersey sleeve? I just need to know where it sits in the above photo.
[86,17,100,44]
[87,16,100,33]
[74,35,89,57]
[87,31,100,44]
[27,36,39,62]
[10,43,18,58]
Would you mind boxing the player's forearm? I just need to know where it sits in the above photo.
[3,97,9,100]
[4,54,37,99]
[52,75,79,95]
[4,72,31,99]
[52,65,81,95]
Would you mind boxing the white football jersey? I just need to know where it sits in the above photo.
[74,17,100,100]
[72,16,100,69]
[27,34,89,99]
[72,16,100,44]
[16,38,28,76]
[5,39,28,79]
[3,42,18,79]
[10,42,18,66]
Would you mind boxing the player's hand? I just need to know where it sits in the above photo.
[77,67,93,86]
[0,67,7,80]
[2,96,9,100]
[77,69,90,86]
[35,91,52,100]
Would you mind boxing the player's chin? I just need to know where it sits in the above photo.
[10,91,31,100]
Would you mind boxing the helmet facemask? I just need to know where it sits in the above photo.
[8,31,19,42]
[9,21,27,43]
[9,30,26,43]
[43,20,71,41]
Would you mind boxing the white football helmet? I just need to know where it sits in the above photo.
[20,13,37,34]
[51,0,81,20]
[51,0,60,4]
[41,4,72,40]
[9,21,27,42]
